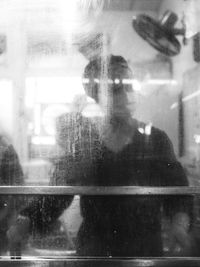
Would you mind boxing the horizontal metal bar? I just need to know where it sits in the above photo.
[0,186,199,195]
[1,257,200,267]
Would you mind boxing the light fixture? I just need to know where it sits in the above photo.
[170,89,200,109]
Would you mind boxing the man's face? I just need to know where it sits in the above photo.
[98,66,135,117]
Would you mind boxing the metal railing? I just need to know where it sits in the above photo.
[0,185,200,267]
[1,257,200,266]
[0,186,199,195]
[1,257,200,267]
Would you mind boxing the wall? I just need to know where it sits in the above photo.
[0,1,184,159]
[159,0,200,183]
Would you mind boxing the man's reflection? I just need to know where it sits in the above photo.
[8,55,195,256]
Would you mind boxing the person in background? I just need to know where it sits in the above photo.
[0,134,23,255]
[7,55,194,256]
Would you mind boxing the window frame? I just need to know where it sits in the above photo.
[0,185,199,266]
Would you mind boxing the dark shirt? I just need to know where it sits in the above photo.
[22,116,190,256]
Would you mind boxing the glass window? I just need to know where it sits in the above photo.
[0,0,200,262]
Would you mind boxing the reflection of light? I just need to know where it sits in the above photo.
[145,123,152,135]
[31,136,56,145]
[122,79,133,84]
[26,77,84,104]
[170,103,178,110]
[146,79,178,86]
[132,80,141,91]
[82,78,176,91]
[194,135,200,144]
[171,89,200,109]
[34,104,41,135]
[138,123,152,135]
[82,78,141,91]
[138,127,145,134]
[122,79,141,91]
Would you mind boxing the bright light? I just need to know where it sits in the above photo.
[138,127,145,134]
[31,136,56,145]
[146,79,178,86]
[82,78,141,91]
[138,123,152,135]
[170,103,178,110]
[132,80,141,91]
[145,123,152,135]
[170,89,200,110]
[26,77,85,104]
[122,79,133,84]
[122,79,141,91]
[194,135,200,144]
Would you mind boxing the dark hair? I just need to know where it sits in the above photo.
[83,55,133,102]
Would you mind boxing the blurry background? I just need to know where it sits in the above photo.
[0,0,197,184]
[0,0,199,256]
[0,0,195,185]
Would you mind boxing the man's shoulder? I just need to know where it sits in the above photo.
[134,119,168,140]
[133,119,176,160]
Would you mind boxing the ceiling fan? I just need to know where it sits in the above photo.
[132,9,200,63]
[132,10,186,57]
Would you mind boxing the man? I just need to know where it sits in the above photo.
[7,55,194,256]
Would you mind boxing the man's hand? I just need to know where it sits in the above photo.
[7,215,30,256]
[168,212,194,256]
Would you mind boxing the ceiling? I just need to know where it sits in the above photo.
[0,0,163,16]
[104,0,163,13]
